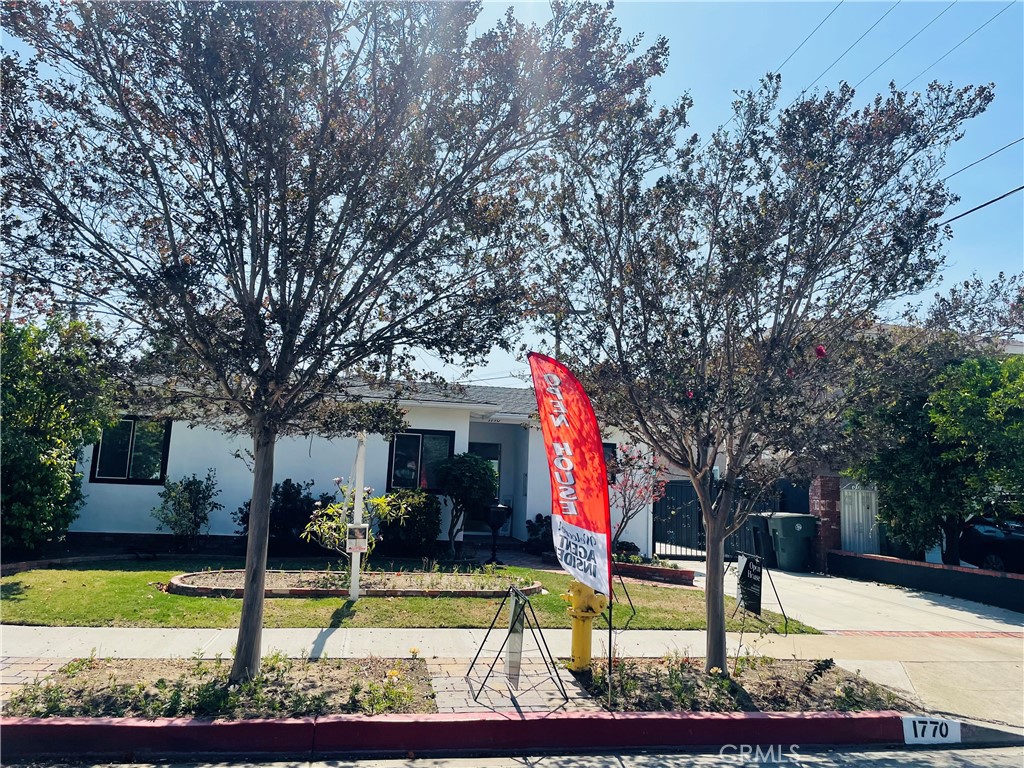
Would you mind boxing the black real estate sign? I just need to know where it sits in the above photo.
[736,552,763,615]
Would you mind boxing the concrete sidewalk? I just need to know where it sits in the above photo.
[2,549,1022,728]
[3,624,1022,727]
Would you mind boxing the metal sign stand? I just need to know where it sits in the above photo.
[731,551,788,636]
[467,586,568,703]
[600,572,639,707]
[609,572,637,627]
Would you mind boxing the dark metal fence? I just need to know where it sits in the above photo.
[653,480,779,562]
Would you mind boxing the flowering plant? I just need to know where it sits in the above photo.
[301,477,409,570]
[608,444,668,551]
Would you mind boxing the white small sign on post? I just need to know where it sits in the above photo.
[902,715,961,744]
[346,524,369,554]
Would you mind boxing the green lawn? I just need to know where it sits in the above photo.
[0,558,817,633]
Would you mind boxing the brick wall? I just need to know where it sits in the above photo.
[809,475,841,572]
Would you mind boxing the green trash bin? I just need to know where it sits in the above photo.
[767,513,817,572]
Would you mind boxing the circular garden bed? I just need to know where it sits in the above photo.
[168,569,542,598]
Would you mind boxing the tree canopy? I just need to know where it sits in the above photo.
[436,452,499,558]
[2,0,669,681]
[854,354,1024,563]
[0,317,118,553]
[535,73,1008,671]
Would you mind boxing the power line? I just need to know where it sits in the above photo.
[733,2,901,196]
[797,0,902,99]
[942,137,1024,182]
[698,1,845,152]
[774,1,846,74]
[936,185,1024,226]
[901,1,1015,89]
[461,370,527,384]
[854,1,956,89]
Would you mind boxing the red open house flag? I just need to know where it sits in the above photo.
[528,352,612,596]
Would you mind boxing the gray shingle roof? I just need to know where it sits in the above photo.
[345,381,536,415]
[463,385,537,416]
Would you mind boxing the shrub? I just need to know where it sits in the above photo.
[0,318,118,554]
[301,478,409,570]
[524,514,554,555]
[151,470,223,551]
[233,478,331,554]
[377,489,442,557]
[615,539,641,555]
[436,453,498,558]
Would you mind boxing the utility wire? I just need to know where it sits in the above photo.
[735,2,902,196]
[854,1,956,89]
[942,137,1024,182]
[774,0,846,74]
[697,1,845,152]
[936,185,1024,227]
[901,1,1015,88]
[795,0,902,101]
[461,370,528,384]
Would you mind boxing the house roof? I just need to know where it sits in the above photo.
[346,381,536,417]
[463,385,537,416]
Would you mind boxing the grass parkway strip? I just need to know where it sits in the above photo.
[0,558,817,633]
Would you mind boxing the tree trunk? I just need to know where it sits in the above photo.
[940,518,961,565]
[229,420,278,683]
[448,507,460,559]
[704,527,728,674]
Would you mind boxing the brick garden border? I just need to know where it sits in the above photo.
[167,571,543,599]
[612,562,695,586]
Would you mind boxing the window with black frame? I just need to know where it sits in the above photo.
[387,430,455,491]
[90,417,171,484]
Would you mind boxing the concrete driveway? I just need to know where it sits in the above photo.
[693,564,1024,633]
[689,564,1024,728]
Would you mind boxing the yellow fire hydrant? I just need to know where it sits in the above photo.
[560,579,608,671]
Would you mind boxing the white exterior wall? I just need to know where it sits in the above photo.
[604,431,653,559]
[401,405,469,544]
[73,405,472,539]
[524,426,553,540]
[609,495,653,559]
[71,397,664,556]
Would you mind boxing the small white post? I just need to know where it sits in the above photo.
[349,431,367,601]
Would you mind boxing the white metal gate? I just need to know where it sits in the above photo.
[840,483,880,554]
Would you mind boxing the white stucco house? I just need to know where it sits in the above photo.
[72,385,655,556]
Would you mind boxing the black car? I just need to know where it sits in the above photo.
[959,515,1024,574]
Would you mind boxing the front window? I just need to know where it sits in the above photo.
[387,430,455,492]
[90,417,171,484]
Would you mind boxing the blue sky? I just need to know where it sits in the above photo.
[451,0,1024,387]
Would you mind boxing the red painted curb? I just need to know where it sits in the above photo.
[313,711,905,753]
[1,710,906,760]
[0,716,316,760]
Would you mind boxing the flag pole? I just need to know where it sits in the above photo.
[607,596,613,709]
